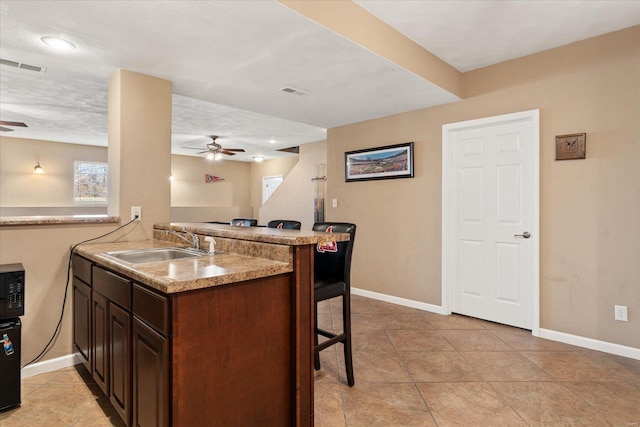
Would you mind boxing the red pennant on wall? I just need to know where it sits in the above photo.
[205,174,225,183]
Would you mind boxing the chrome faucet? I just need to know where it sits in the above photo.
[165,228,200,250]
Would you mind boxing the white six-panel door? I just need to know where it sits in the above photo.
[442,110,539,331]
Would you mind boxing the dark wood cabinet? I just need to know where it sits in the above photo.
[73,241,315,426]
[72,254,93,374]
[132,317,169,427]
[92,290,110,396]
[72,277,92,372]
[91,265,135,426]
[110,302,132,425]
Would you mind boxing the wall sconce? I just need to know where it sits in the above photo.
[34,162,44,174]
[169,174,175,181]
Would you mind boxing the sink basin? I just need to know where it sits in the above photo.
[105,247,206,264]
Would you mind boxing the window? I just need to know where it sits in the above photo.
[74,161,108,203]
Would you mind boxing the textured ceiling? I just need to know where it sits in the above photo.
[1,1,638,161]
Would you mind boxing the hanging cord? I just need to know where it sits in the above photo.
[21,215,140,368]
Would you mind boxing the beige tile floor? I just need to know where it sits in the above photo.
[2,295,639,426]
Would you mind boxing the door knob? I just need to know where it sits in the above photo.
[514,231,531,239]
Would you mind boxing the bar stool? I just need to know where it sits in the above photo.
[230,218,257,227]
[267,220,302,230]
[312,222,356,386]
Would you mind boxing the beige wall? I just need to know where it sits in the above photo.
[0,137,107,212]
[327,27,640,348]
[108,70,172,240]
[257,141,326,229]
[0,224,144,366]
[171,154,251,208]
[170,153,252,222]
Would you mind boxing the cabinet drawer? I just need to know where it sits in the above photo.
[93,266,131,311]
[133,284,170,336]
[72,254,92,285]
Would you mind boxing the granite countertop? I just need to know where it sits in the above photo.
[155,222,350,245]
[0,215,120,226]
[74,239,293,294]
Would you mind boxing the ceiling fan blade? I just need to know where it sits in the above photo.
[220,150,237,156]
[0,126,15,132]
[0,121,27,127]
[277,146,300,154]
[223,148,245,152]
[195,151,208,154]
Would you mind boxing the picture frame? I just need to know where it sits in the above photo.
[555,133,586,160]
[345,142,414,182]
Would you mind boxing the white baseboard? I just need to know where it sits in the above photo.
[352,288,639,361]
[539,328,640,360]
[21,353,81,379]
[351,287,448,315]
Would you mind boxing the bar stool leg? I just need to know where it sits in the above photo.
[314,302,321,370]
[343,293,354,386]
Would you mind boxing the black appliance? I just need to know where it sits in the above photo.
[0,318,21,410]
[0,263,24,411]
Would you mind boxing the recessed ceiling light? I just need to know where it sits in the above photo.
[253,156,264,162]
[269,139,276,144]
[40,36,76,50]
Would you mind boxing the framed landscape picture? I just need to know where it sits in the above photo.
[345,142,414,182]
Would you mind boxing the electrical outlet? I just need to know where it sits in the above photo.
[614,305,628,322]
[131,206,142,222]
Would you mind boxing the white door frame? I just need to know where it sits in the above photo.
[442,109,540,336]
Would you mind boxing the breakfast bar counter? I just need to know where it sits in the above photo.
[71,222,349,427]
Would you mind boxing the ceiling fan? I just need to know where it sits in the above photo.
[184,135,245,157]
[0,121,28,132]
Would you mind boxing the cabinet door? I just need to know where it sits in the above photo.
[133,318,169,427]
[73,277,92,373]
[110,303,132,426]
[92,291,109,395]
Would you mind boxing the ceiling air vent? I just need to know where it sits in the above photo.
[279,87,309,97]
[0,58,47,73]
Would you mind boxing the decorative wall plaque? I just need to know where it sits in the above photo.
[555,133,586,160]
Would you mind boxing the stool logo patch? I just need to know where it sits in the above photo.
[276,222,284,229]
[317,225,338,253]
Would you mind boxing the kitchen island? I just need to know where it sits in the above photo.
[72,223,349,427]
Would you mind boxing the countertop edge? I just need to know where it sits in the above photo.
[1,215,120,226]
